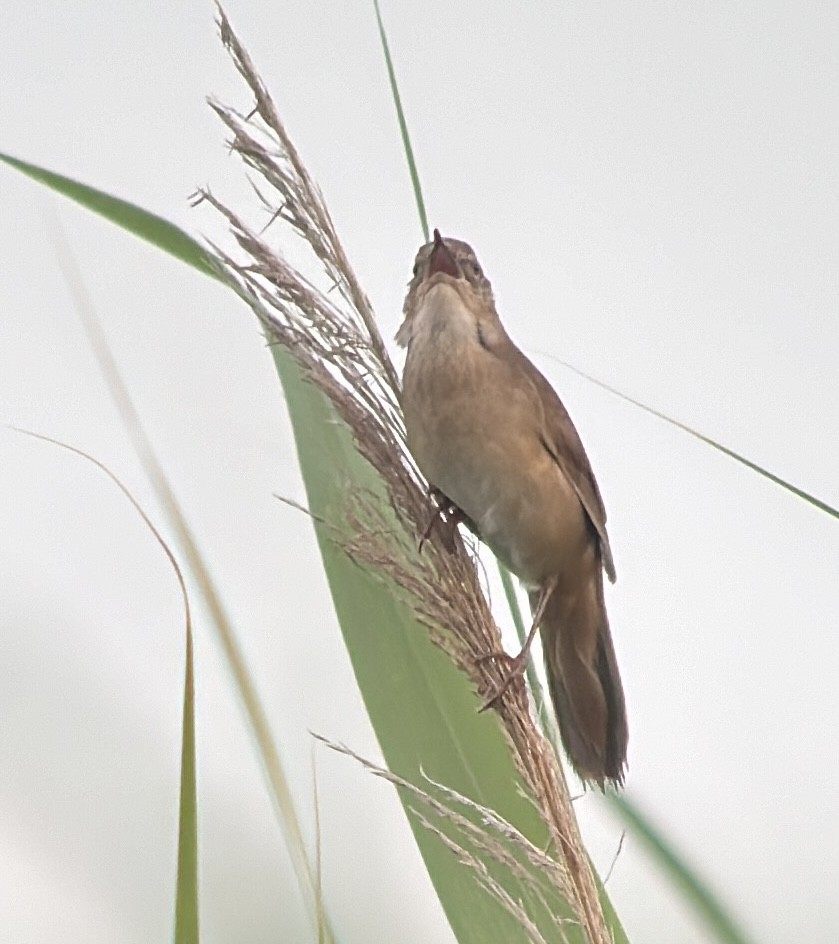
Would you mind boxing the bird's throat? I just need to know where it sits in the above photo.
[412,281,479,348]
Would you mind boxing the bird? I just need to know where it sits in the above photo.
[396,229,628,787]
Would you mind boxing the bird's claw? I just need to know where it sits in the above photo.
[418,489,465,553]
[476,650,529,712]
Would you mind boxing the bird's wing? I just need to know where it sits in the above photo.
[494,335,617,582]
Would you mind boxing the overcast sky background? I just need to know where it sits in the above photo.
[1,2,838,943]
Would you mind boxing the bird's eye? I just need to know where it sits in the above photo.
[469,260,483,279]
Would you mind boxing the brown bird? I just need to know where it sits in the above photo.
[397,230,628,786]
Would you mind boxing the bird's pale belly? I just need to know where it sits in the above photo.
[403,342,589,587]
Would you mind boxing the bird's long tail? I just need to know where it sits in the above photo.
[535,571,628,786]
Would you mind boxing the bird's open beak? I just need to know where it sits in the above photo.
[426,228,461,279]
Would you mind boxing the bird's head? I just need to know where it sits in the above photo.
[397,229,495,347]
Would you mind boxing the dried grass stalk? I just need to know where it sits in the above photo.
[315,736,580,944]
[202,7,613,943]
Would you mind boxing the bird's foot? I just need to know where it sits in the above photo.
[476,649,529,712]
[475,580,556,712]
[418,488,467,553]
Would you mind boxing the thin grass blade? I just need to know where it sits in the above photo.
[607,793,756,944]
[175,613,199,944]
[549,357,838,521]
[372,1,429,243]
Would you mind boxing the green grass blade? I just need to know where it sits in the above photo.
[607,793,756,944]
[0,152,220,280]
[46,235,335,942]
[12,431,201,944]
[175,616,199,944]
[551,357,838,522]
[373,1,429,243]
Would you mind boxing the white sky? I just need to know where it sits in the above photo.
[1,2,838,943]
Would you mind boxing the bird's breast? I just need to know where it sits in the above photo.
[402,285,589,585]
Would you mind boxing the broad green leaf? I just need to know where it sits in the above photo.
[270,346,629,943]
